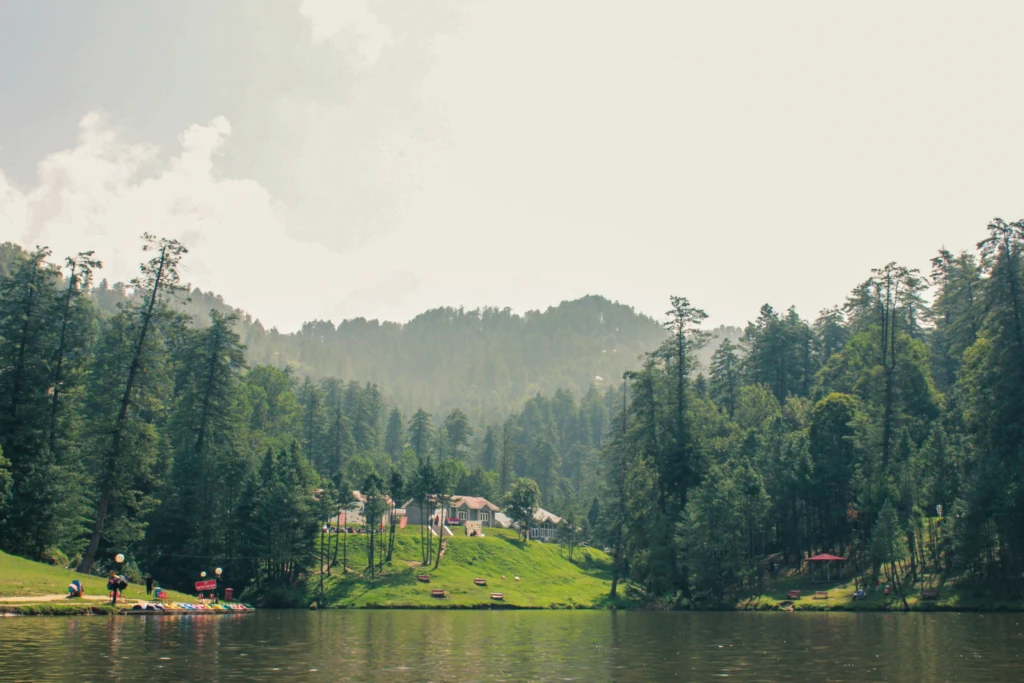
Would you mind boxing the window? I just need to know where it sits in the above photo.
[458,510,468,521]
[480,512,490,523]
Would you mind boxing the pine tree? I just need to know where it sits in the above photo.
[659,296,709,510]
[77,234,188,574]
[298,376,326,470]
[157,311,247,576]
[384,407,405,462]
[929,249,982,390]
[353,383,383,454]
[498,420,519,496]
[443,408,473,460]
[407,409,433,464]
[709,338,741,417]
[479,425,497,470]
[0,247,65,555]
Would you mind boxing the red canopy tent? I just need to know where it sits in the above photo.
[805,553,845,582]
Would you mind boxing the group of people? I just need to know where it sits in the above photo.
[66,571,158,605]
[106,572,129,605]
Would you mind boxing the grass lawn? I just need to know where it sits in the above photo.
[0,549,193,604]
[736,569,1024,612]
[317,526,630,609]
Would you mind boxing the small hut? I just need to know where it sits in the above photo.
[805,553,845,582]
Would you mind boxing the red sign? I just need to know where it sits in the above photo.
[195,579,217,592]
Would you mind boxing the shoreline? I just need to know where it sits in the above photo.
[6,601,1023,616]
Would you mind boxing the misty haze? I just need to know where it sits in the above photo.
[1,2,1023,682]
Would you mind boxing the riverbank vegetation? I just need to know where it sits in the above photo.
[0,218,1022,610]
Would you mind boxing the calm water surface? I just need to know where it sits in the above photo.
[0,610,1021,682]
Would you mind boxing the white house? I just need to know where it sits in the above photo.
[528,508,563,541]
[402,495,500,528]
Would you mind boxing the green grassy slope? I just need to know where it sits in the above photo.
[737,570,1024,612]
[0,550,193,603]
[319,527,628,609]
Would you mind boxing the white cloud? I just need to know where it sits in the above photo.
[299,0,394,65]
[0,111,417,331]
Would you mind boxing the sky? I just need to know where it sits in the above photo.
[1,1,1023,332]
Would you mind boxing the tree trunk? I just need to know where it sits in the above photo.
[48,263,77,456]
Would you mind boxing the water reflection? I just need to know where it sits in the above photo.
[0,610,1021,681]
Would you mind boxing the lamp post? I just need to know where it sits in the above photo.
[215,567,223,602]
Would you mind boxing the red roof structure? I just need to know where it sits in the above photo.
[806,553,845,562]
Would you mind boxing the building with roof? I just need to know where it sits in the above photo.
[402,495,501,528]
[528,508,563,541]
[449,496,500,527]
[340,490,399,527]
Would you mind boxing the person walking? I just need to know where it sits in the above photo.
[107,571,119,606]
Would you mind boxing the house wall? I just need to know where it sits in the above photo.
[529,522,558,540]
[448,503,495,527]
[405,502,442,527]
[342,501,400,528]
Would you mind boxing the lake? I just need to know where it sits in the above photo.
[0,610,1021,682]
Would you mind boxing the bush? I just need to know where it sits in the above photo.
[122,561,144,584]
[67,552,82,570]
[254,582,308,608]
[40,546,69,567]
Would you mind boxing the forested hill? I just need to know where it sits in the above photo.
[1,242,740,421]
[249,297,668,419]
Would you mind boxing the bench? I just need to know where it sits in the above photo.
[430,589,447,599]
[490,593,504,601]
[787,590,801,600]
[417,574,431,582]
[922,589,940,600]
[474,578,487,586]
[814,591,828,600]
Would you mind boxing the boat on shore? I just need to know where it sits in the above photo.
[119,602,255,615]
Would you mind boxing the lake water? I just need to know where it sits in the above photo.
[0,610,1021,682]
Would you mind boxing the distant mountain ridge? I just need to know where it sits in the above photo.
[2,241,741,421]
[152,289,742,422]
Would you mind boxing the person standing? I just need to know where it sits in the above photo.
[145,575,154,595]
[107,571,119,605]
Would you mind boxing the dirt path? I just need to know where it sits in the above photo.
[0,594,143,605]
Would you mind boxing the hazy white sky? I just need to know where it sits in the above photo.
[1,1,1023,332]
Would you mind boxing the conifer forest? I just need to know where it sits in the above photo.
[1,218,1022,605]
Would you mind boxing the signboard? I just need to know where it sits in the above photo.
[195,579,217,592]
[465,521,483,537]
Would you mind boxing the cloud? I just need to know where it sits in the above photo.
[0,111,416,331]
[299,0,394,65]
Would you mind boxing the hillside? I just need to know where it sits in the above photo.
[0,550,194,612]
[314,528,628,609]
[214,294,740,422]
[4,239,746,422]
[143,292,739,422]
